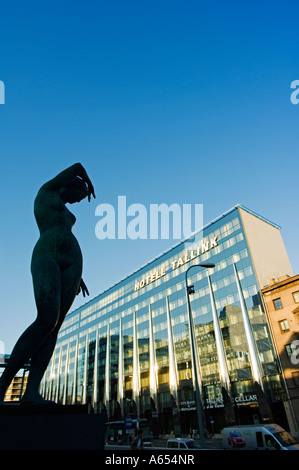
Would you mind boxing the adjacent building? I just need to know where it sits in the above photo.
[0,355,29,402]
[41,204,296,435]
[262,275,299,435]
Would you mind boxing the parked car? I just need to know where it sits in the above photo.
[166,438,201,450]
[227,430,246,448]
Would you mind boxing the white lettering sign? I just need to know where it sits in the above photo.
[234,394,257,404]
[134,267,166,291]
[171,237,218,271]
[134,236,218,292]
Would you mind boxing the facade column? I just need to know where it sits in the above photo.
[47,349,56,401]
[117,318,124,416]
[149,304,158,410]
[62,343,70,405]
[92,328,99,408]
[133,311,140,417]
[54,346,63,403]
[82,334,89,404]
[207,274,231,392]
[104,324,111,414]
[72,338,79,405]
[233,262,264,388]
[40,370,46,398]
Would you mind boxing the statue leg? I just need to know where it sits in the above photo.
[0,259,61,403]
[21,262,82,404]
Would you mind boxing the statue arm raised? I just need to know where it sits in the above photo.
[42,163,95,201]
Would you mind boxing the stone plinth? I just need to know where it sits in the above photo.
[0,403,105,450]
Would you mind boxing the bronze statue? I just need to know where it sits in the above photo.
[0,163,95,405]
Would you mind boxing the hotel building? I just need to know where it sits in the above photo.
[41,205,294,435]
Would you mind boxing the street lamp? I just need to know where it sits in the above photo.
[185,262,215,449]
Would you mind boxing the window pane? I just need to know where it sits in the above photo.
[285,344,296,357]
[274,298,283,310]
[279,319,290,333]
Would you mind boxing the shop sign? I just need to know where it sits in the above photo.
[234,394,258,405]
[205,394,258,409]
[180,400,196,411]
[205,398,224,409]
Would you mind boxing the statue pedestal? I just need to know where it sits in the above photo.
[0,403,105,450]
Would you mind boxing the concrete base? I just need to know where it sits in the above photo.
[0,403,105,450]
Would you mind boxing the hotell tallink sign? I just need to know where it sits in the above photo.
[134,236,218,291]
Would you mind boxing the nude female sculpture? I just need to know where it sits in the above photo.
[0,163,95,404]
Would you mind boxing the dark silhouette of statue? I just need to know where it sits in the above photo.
[0,163,95,405]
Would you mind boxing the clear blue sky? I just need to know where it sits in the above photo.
[1,0,299,353]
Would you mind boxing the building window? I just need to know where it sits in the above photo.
[279,319,290,333]
[285,343,296,358]
[273,298,283,310]
[293,291,299,303]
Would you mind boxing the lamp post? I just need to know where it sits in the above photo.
[185,262,215,449]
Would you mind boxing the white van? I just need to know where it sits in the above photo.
[222,424,299,450]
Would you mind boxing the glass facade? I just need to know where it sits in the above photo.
[41,205,289,433]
